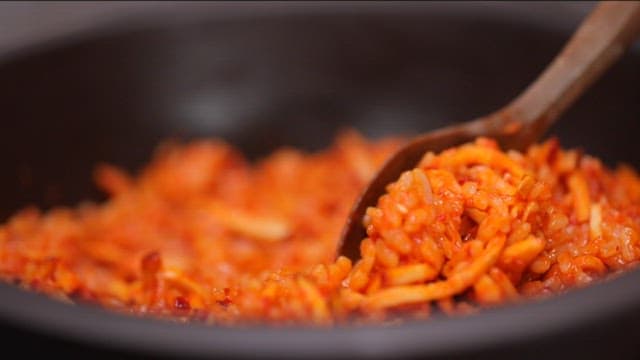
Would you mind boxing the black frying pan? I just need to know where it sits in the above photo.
[0,3,639,359]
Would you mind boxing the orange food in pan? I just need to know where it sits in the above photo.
[1,132,639,325]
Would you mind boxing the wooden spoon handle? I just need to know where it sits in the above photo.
[505,1,640,144]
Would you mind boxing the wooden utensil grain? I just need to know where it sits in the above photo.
[338,1,640,260]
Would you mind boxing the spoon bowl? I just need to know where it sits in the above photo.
[339,1,640,260]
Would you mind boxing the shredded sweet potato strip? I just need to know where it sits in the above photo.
[206,201,291,242]
[365,236,505,310]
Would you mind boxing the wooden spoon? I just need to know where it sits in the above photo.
[339,1,640,260]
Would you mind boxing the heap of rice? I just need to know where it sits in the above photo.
[1,132,638,325]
